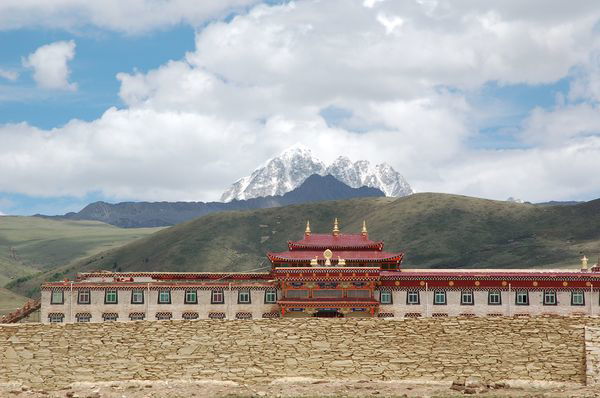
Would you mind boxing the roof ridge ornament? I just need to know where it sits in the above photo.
[305,220,311,236]
[333,218,340,236]
[581,255,588,271]
[361,220,368,237]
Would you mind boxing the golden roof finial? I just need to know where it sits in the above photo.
[305,220,311,236]
[333,218,340,236]
[337,256,346,266]
[361,220,368,237]
[581,255,589,270]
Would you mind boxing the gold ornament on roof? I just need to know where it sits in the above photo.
[305,220,311,236]
[337,256,346,266]
[581,255,588,270]
[332,218,340,236]
[361,220,368,236]
[310,256,318,266]
[323,249,333,266]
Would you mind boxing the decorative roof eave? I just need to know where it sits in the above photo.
[76,271,272,281]
[288,242,384,251]
[267,252,404,263]
[41,281,276,290]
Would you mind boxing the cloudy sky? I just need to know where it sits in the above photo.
[1,0,600,215]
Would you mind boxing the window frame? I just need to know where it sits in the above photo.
[211,289,224,304]
[129,313,145,321]
[433,291,447,305]
[380,290,392,304]
[238,290,251,304]
[102,313,118,322]
[76,313,91,323]
[264,289,277,304]
[131,289,144,304]
[77,290,90,305]
[543,290,557,306]
[184,290,198,304]
[460,291,474,306]
[571,291,585,306]
[48,313,64,323]
[406,290,420,305]
[488,291,502,306]
[104,289,118,304]
[157,289,172,304]
[50,290,64,305]
[515,290,529,306]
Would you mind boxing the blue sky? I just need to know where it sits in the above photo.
[1,0,599,216]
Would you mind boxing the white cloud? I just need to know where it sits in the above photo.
[22,40,77,91]
[2,0,600,205]
[0,0,258,34]
[0,68,18,81]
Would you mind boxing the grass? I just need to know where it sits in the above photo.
[0,287,28,316]
[7,193,600,298]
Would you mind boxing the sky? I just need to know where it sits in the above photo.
[1,0,600,216]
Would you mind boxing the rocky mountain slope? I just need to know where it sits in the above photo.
[12,193,600,297]
[221,144,413,201]
[44,175,384,228]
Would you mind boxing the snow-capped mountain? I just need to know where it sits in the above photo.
[221,145,413,202]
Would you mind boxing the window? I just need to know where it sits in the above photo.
[211,290,224,304]
[129,313,145,321]
[380,290,392,304]
[104,289,118,304]
[571,291,585,306]
[77,290,90,304]
[406,291,419,305]
[102,313,118,322]
[543,291,557,305]
[515,291,529,305]
[184,290,198,304]
[433,291,446,305]
[488,291,502,305]
[131,290,144,304]
[156,312,172,320]
[182,312,199,320]
[238,290,251,304]
[76,313,91,323]
[50,290,64,304]
[208,312,226,319]
[312,289,343,298]
[461,291,474,305]
[158,290,171,304]
[286,289,309,299]
[346,290,370,298]
[236,312,253,319]
[264,289,277,303]
[48,313,64,323]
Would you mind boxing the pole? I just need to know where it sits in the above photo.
[508,283,511,317]
[590,285,594,317]
[146,282,150,320]
[69,281,73,323]
[425,282,429,318]
[228,282,232,320]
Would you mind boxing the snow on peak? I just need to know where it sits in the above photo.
[220,146,413,202]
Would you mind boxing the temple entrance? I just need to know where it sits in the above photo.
[313,309,344,318]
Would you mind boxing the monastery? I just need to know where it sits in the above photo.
[40,219,600,323]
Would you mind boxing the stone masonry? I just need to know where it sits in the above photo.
[1,317,600,389]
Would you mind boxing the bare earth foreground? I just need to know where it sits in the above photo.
[1,378,600,398]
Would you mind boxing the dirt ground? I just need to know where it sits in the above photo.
[1,378,599,398]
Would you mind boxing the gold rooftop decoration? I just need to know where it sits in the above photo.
[581,255,589,270]
[305,220,311,236]
[333,218,340,236]
[310,256,318,266]
[323,249,333,266]
[337,256,346,266]
[361,220,368,237]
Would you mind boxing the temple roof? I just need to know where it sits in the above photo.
[288,233,383,251]
[268,250,403,263]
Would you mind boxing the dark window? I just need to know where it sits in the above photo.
[158,290,171,304]
[238,290,251,304]
[312,289,343,298]
[515,291,529,305]
[76,313,91,323]
[286,289,309,299]
[211,290,224,304]
[102,313,118,322]
[77,290,90,304]
[346,289,370,298]
[104,289,118,304]
[543,291,557,305]
[264,289,277,304]
[433,291,446,305]
[406,291,419,305]
[184,290,198,304]
[182,312,199,320]
[50,290,64,305]
[129,313,145,321]
[488,291,502,305]
[380,290,392,304]
[156,312,172,320]
[131,290,144,304]
[460,291,474,305]
[571,291,585,306]
[48,313,64,323]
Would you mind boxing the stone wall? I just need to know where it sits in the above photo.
[586,327,600,386]
[1,317,600,389]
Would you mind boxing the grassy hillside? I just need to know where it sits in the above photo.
[0,287,28,316]
[9,193,600,298]
[0,216,162,294]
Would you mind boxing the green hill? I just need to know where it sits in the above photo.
[8,193,600,298]
[0,216,162,295]
[0,287,28,316]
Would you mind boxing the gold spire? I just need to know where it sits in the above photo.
[333,218,340,236]
[581,255,589,270]
[305,220,311,236]
[361,220,368,237]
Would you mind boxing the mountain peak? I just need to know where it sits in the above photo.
[221,145,413,202]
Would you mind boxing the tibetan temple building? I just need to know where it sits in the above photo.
[40,219,600,323]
